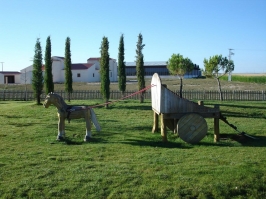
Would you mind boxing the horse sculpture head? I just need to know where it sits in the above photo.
[43,92,64,108]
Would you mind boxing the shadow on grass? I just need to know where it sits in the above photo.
[52,137,107,145]
[218,133,266,147]
[220,111,265,119]
[121,139,192,149]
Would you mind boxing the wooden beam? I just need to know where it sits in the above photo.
[161,114,167,142]
[152,111,159,133]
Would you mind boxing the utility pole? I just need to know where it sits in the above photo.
[228,49,234,81]
[0,62,4,72]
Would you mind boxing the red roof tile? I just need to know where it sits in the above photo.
[71,63,94,70]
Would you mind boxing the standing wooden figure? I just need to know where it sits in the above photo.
[43,93,101,142]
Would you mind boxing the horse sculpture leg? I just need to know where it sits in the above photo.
[57,116,65,140]
[84,110,92,142]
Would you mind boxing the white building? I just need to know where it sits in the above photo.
[19,56,118,84]
[0,71,21,84]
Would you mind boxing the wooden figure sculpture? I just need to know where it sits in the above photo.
[43,92,101,142]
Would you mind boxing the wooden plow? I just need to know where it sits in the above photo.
[151,73,221,144]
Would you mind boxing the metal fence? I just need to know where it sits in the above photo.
[0,90,265,101]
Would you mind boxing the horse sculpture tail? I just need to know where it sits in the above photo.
[90,108,101,131]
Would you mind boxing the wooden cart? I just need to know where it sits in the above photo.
[151,73,221,143]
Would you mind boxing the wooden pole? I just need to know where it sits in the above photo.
[161,114,167,142]
[214,104,220,142]
[152,111,159,133]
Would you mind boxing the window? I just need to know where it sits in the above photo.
[93,73,94,77]
[77,73,81,77]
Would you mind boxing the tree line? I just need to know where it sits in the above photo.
[32,34,234,105]
[32,33,146,105]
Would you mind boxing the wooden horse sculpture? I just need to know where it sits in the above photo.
[43,92,101,142]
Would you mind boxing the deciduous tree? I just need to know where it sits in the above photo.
[118,34,126,95]
[136,33,145,103]
[64,37,73,102]
[32,38,43,105]
[44,36,54,94]
[167,53,194,98]
[203,54,234,100]
[100,36,110,108]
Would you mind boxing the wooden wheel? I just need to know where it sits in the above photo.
[177,113,207,144]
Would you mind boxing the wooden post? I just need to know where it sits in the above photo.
[152,111,159,133]
[161,114,167,142]
[214,104,220,142]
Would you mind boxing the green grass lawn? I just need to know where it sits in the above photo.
[0,100,265,198]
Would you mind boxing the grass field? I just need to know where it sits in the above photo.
[0,99,266,198]
[220,75,266,84]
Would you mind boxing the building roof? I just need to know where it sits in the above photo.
[0,71,21,75]
[71,63,94,70]
[52,56,65,59]
[42,63,94,71]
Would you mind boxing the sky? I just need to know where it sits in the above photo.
[1,0,266,73]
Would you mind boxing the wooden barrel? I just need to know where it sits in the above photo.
[177,113,207,144]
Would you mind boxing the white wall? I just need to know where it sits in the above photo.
[20,65,33,84]
[14,74,21,84]
[88,59,118,82]
[88,64,100,82]
[109,59,117,82]
[72,69,89,82]
[18,57,118,84]
[52,57,64,83]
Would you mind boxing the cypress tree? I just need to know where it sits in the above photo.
[100,36,110,108]
[32,38,43,105]
[118,34,126,95]
[44,36,54,94]
[135,33,145,103]
[64,37,73,102]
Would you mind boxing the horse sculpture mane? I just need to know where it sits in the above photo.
[43,92,101,142]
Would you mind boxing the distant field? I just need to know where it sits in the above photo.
[233,73,266,76]
[1,75,266,92]
[220,75,266,84]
